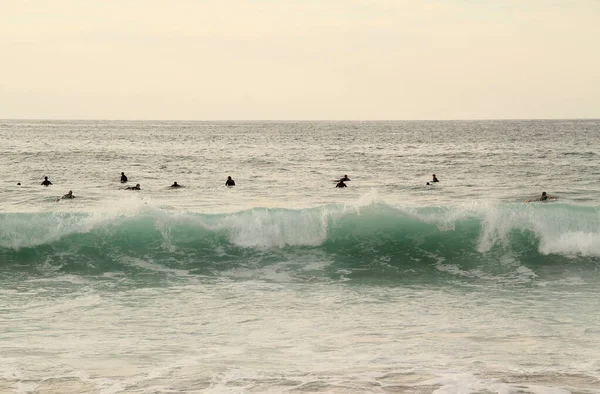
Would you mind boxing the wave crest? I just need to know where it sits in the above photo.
[1,202,599,277]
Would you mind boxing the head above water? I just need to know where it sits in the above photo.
[542,192,547,196]
[227,176,232,180]
[121,172,125,175]
[44,176,48,180]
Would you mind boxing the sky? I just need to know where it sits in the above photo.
[0,0,599,120]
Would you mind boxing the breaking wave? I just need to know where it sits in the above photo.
[1,202,599,281]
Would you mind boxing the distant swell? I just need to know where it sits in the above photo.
[1,203,599,279]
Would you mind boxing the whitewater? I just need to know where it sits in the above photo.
[1,120,599,393]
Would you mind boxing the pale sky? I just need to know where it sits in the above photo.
[1,0,598,120]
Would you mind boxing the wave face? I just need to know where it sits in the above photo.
[1,203,600,282]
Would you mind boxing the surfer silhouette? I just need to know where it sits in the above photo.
[225,176,235,186]
[538,191,557,201]
[121,172,128,183]
[432,174,439,183]
[126,184,141,190]
[41,176,52,186]
[56,191,75,202]
[525,192,557,203]
[335,180,347,188]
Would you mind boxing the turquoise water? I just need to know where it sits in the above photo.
[1,120,599,393]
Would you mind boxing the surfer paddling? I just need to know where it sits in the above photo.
[332,174,350,187]
[525,192,557,203]
[56,191,75,201]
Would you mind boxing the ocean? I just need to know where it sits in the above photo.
[0,119,599,393]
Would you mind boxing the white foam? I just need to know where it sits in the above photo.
[209,207,337,248]
[120,256,189,276]
[539,231,600,257]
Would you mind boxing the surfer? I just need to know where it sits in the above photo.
[120,172,128,183]
[538,191,556,201]
[339,175,350,182]
[432,174,439,183]
[41,176,52,186]
[525,192,557,203]
[60,191,75,199]
[225,176,235,186]
[126,184,141,190]
[170,181,181,188]
[335,180,347,188]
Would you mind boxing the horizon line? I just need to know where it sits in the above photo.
[1,117,599,122]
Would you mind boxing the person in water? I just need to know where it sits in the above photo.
[336,179,347,188]
[525,192,557,203]
[121,172,128,183]
[61,191,75,199]
[41,176,52,186]
[432,174,439,182]
[126,184,141,190]
[225,176,235,186]
[170,181,181,188]
[339,174,350,182]
[539,191,557,201]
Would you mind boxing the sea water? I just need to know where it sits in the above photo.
[0,120,599,393]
